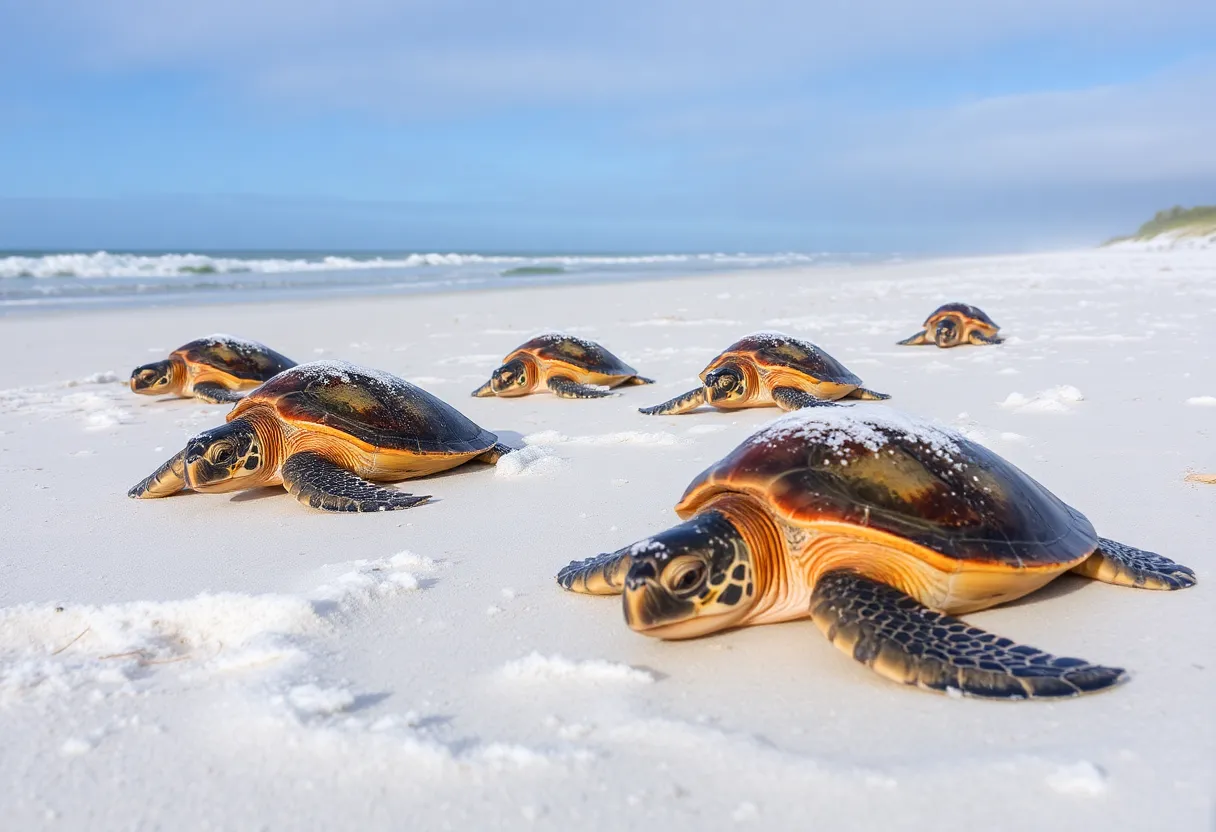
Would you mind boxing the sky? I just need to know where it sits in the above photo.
[1,0,1214,253]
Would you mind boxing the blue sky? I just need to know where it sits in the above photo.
[2,0,1214,252]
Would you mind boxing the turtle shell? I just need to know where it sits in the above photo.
[926,304,997,328]
[174,335,295,382]
[231,361,497,455]
[704,332,861,387]
[508,333,638,377]
[676,406,1096,567]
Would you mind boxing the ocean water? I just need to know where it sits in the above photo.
[0,250,888,314]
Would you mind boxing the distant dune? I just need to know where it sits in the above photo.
[1104,205,1216,250]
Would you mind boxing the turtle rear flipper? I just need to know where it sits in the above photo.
[281,452,430,512]
[1072,538,1197,590]
[547,377,613,399]
[639,387,706,416]
[620,375,656,386]
[193,382,245,404]
[771,387,842,411]
[557,549,632,595]
[475,442,515,464]
[897,331,929,346]
[969,331,1004,346]
[844,386,890,401]
[810,570,1126,699]
[128,450,188,499]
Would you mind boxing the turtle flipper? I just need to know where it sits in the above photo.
[639,387,707,416]
[557,549,632,595]
[1072,538,1197,590]
[620,375,656,386]
[897,330,929,346]
[475,442,515,464]
[845,386,891,401]
[281,452,430,512]
[771,387,841,411]
[547,377,613,399]
[810,570,1126,699]
[471,380,495,398]
[128,450,188,499]
[969,331,1004,346]
[192,383,245,404]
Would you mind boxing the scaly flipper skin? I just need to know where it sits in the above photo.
[897,330,929,346]
[547,377,614,399]
[475,442,515,464]
[192,382,246,404]
[620,375,656,386]
[845,386,891,401]
[557,550,632,595]
[639,387,707,416]
[471,380,494,398]
[128,450,188,498]
[771,387,841,411]
[1072,538,1197,590]
[969,331,1004,346]
[281,452,431,512]
[810,570,1127,699]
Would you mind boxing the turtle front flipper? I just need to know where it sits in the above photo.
[969,331,1004,346]
[557,549,633,595]
[771,387,841,411]
[897,330,929,346]
[128,450,188,499]
[620,375,656,386]
[845,386,891,401]
[471,380,495,398]
[1071,538,1197,590]
[547,377,613,399]
[639,387,707,416]
[810,570,1126,699]
[281,452,431,512]
[192,383,245,404]
[475,442,515,464]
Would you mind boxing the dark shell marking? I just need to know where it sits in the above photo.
[709,333,861,386]
[679,407,1097,567]
[176,335,296,382]
[511,333,639,376]
[240,361,497,455]
[926,304,997,328]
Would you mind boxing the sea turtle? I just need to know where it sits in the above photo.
[557,406,1195,699]
[130,334,296,403]
[472,332,654,399]
[129,360,511,512]
[898,303,1002,348]
[639,332,888,416]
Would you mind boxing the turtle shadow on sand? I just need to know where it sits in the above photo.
[987,573,1091,609]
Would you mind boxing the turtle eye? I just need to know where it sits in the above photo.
[157,378,168,385]
[516,374,526,386]
[211,446,235,465]
[715,372,737,389]
[664,558,707,597]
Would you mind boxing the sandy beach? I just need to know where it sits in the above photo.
[1,248,1212,830]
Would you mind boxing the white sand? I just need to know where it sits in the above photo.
[1,248,1213,830]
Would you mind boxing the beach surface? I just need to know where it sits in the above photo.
[1,249,1212,830]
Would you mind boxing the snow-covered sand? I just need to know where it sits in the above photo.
[1,248,1212,830]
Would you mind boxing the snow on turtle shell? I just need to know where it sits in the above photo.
[232,360,498,455]
[703,332,862,386]
[509,332,639,377]
[675,405,1096,567]
[174,334,296,381]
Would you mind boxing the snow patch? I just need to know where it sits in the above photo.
[1046,761,1108,796]
[501,653,655,684]
[283,684,356,717]
[524,430,685,447]
[999,386,1085,414]
[1184,395,1216,406]
[494,445,565,478]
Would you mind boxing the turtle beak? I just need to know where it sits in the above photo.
[472,380,494,397]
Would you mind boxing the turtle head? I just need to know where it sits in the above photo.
[622,510,755,639]
[933,318,961,347]
[183,418,266,492]
[704,364,748,407]
[130,360,178,395]
[487,359,535,397]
